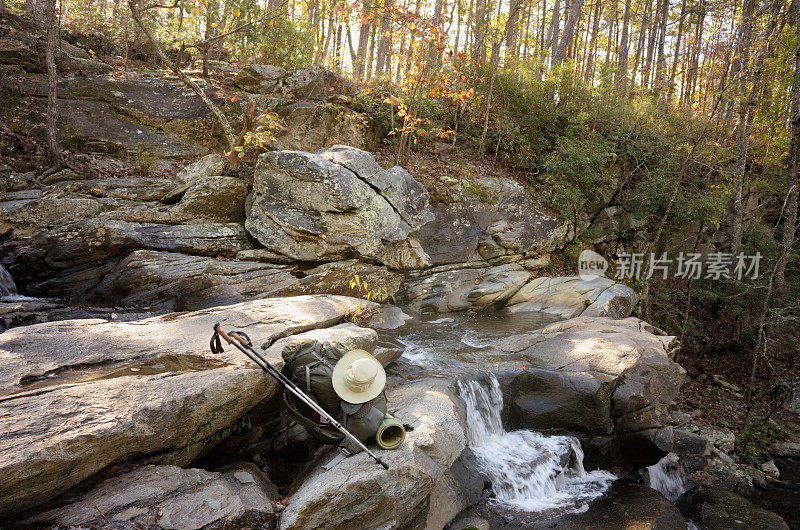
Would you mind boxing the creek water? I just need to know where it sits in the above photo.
[458,374,616,513]
[645,453,688,502]
[386,309,617,517]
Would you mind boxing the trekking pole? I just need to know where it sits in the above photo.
[210,324,390,470]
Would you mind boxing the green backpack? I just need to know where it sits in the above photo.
[280,338,387,445]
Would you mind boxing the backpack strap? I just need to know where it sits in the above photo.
[282,391,343,444]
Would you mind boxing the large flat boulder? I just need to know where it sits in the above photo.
[25,464,279,529]
[506,276,639,318]
[404,263,531,312]
[279,378,481,530]
[0,295,374,518]
[245,149,431,269]
[91,250,301,311]
[489,317,685,442]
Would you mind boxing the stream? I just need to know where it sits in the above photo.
[384,309,618,521]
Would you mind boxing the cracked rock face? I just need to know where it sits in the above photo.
[245,147,433,270]
[0,295,374,518]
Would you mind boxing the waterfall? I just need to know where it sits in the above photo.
[0,264,18,299]
[645,453,687,501]
[458,375,616,513]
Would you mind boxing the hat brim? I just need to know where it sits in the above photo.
[332,349,386,404]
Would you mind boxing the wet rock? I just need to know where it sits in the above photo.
[672,429,712,457]
[0,295,374,517]
[24,464,279,529]
[676,486,790,529]
[368,305,412,330]
[491,317,685,443]
[245,150,431,269]
[91,250,300,311]
[554,478,687,529]
[404,263,531,312]
[279,378,481,530]
[506,276,638,318]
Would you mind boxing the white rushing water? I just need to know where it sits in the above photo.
[0,263,17,299]
[458,375,616,513]
[645,453,687,501]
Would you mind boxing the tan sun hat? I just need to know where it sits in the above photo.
[332,349,387,404]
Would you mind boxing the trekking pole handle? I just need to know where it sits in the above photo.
[213,323,250,347]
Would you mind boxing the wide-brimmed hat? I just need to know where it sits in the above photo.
[332,349,386,404]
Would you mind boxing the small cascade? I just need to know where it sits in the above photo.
[645,453,687,501]
[458,375,616,513]
[0,264,18,299]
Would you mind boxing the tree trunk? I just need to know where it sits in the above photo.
[45,0,63,168]
[473,0,488,64]
[354,0,373,79]
[730,0,757,254]
[667,0,687,102]
[584,0,601,82]
[615,0,631,91]
[773,1,799,294]
[202,0,219,77]
[549,0,561,61]
[128,0,235,150]
[376,0,393,77]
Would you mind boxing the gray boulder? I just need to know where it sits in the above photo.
[489,317,685,439]
[8,219,255,297]
[279,378,481,530]
[25,464,279,530]
[234,64,288,93]
[280,259,405,299]
[676,486,789,529]
[317,145,434,231]
[415,176,561,266]
[0,294,374,517]
[245,150,431,269]
[506,276,639,318]
[274,102,365,151]
[404,263,531,312]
